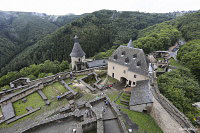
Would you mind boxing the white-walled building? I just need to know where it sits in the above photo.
[107,40,149,87]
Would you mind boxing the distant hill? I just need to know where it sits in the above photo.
[0,10,175,76]
[0,11,81,72]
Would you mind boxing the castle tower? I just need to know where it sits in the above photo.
[70,35,86,70]
[127,39,133,48]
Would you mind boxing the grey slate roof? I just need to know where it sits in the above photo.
[70,35,86,57]
[87,59,108,68]
[130,80,153,106]
[127,39,133,48]
[109,45,148,76]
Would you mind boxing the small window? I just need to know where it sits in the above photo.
[129,81,132,86]
[134,75,137,78]
[121,51,125,56]
[114,54,118,60]
[125,57,129,64]
[113,66,115,70]
[133,54,137,59]
[123,70,126,74]
[112,73,114,78]
[133,82,136,85]
[137,60,141,67]
[79,58,81,62]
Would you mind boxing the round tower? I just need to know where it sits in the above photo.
[70,35,86,70]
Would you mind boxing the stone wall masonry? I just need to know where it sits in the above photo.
[0,82,43,106]
[79,77,97,93]
[0,66,106,105]
[0,66,106,97]
[6,107,40,124]
[152,79,196,133]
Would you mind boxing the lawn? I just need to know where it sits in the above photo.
[13,92,45,116]
[42,82,67,99]
[1,82,69,128]
[121,108,163,133]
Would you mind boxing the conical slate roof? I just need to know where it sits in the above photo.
[70,35,86,57]
[127,39,134,48]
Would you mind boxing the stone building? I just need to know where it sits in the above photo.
[129,80,153,112]
[107,40,149,87]
[70,35,86,70]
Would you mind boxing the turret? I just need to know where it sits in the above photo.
[127,39,134,48]
[70,35,86,70]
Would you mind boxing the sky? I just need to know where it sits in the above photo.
[0,0,199,15]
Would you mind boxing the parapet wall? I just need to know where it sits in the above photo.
[151,80,196,133]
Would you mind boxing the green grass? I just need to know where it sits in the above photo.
[65,78,71,84]
[0,97,68,128]
[169,58,183,68]
[156,58,164,61]
[0,82,69,128]
[42,82,67,99]
[157,67,164,72]
[13,92,45,116]
[76,74,87,80]
[69,84,80,92]
[0,107,2,116]
[106,91,119,101]
[107,76,119,84]
[81,93,96,101]
[121,108,163,133]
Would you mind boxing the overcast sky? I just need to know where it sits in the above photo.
[0,0,199,15]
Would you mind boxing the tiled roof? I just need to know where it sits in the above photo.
[109,45,148,76]
[130,80,153,106]
[70,35,85,57]
[87,59,107,68]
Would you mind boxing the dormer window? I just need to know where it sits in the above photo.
[137,60,141,67]
[121,51,125,56]
[133,54,137,59]
[125,57,129,64]
[114,54,118,60]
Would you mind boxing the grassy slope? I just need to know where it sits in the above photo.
[121,108,163,133]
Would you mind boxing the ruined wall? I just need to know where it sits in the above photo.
[130,103,153,112]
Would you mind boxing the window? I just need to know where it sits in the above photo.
[79,58,81,62]
[123,70,126,74]
[114,54,118,60]
[137,60,141,67]
[112,73,114,78]
[134,75,137,78]
[125,57,129,64]
[113,66,115,70]
[133,82,136,85]
[129,81,132,86]
[121,51,125,56]
[133,54,137,59]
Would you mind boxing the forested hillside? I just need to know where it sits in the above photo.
[0,10,175,77]
[0,11,81,73]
